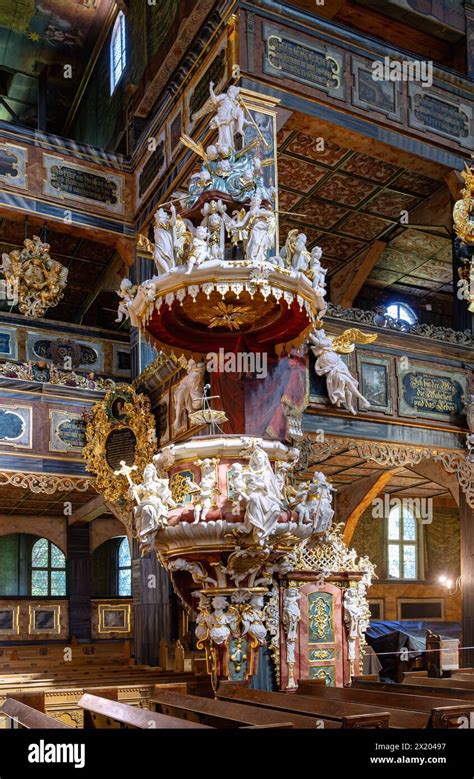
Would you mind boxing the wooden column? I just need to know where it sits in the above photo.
[132,548,171,666]
[67,525,91,641]
[460,492,474,667]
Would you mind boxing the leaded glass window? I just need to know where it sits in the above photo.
[31,538,66,596]
[117,537,131,596]
[387,505,419,580]
[110,11,126,94]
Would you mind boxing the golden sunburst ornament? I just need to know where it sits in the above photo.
[208,302,253,330]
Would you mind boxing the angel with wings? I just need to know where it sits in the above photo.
[309,328,377,415]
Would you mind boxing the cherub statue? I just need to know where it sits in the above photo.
[193,458,218,523]
[308,328,377,415]
[201,200,226,260]
[115,278,136,323]
[226,195,276,265]
[130,463,177,547]
[153,204,177,274]
[310,246,327,296]
[229,462,248,516]
[186,226,211,274]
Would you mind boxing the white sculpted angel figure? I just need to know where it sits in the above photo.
[241,446,284,544]
[309,328,377,415]
[153,204,177,274]
[132,463,177,546]
[241,595,267,645]
[310,246,327,295]
[115,278,136,323]
[193,458,218,523]
[185,226,211,274]
[226,195,276,265]
[208,82,248,152]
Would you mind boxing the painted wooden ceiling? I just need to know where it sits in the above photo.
[277,127,452,302]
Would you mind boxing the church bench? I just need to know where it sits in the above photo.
[1,698,72,728]
[450,673,474,682]
[216,682,468,728]
[217,684,394,728]
[352,679,474,699]
[402,675,474,691]
[149,688,334,728]
[78,693,212,729]
[296,680,474,726]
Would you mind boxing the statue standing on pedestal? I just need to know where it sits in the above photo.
[227,195,276,265]
[282,587,301,689]
[131,464,177,546]
[209,82,248,152]
[153,204,177,274]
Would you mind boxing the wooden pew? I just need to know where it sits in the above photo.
[78,693,212,729]
[296,680,474,727]
[217,684,393,728]
[1,698,72,729]
[353,678,474,700]
[403,675,474,691]
[151,688,323,728]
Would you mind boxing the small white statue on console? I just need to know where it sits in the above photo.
[201,200,226,260]
[310,246,327,296]
[115,278,135,323]
[229,462,248,516]
[310,471,336,533]
[227,195,276,265]
[193,458,218,523]
[309,328,376,415]
[186,225,211,274]
[153,204,178,274]
[280,230,311,272]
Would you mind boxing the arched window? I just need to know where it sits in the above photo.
[117,537,131,596]
[386,302,417,325]
[31,538,66,596]
[387,504,418,580]
[110,11,126,94]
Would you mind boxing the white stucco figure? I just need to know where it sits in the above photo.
[240,446,285,544]
[153,204,177,274]
[310,246,327,295]
[229,462,248,516]
[309,329,371,415]
[115,278,135,323]
[186,226,211,274]
[241,594,267,645]
[132,464,177,545]
[280,230,311,272]
[193,458,218,523]
[173,358,205,431]
[209,82,248,151]
[201,199,226,260]
[282,587,301,688]
[344,587,365,676]
[226,195,276,265]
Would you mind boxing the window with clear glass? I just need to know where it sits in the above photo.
[31,538,66,596]
[387,505,418,580]
[386,302,417,324]
[117,537,131,596]
[110,11,126,94]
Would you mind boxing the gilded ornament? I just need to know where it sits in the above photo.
[1,235,68,318]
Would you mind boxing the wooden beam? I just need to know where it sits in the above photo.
[68,495,110,525]
[444,170,463,202]
[331,240,386,308]
[405,460,459,506]
[340,469,398,545]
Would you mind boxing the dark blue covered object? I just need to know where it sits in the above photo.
[364,621,461,680]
